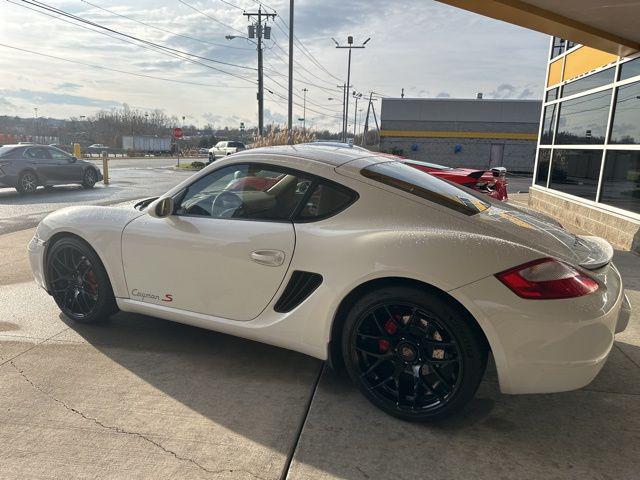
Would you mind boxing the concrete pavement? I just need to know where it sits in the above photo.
[0,223,639,479]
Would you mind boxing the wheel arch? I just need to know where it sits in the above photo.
[327,276,490,371]
[18,167,39,181]
[43,231,114,294]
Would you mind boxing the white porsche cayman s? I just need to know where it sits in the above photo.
[28,144,631,421]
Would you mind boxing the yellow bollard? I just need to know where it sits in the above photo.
[102,150,109,185]
[73,143,81,158]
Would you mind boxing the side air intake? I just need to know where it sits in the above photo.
[274,271,323,313]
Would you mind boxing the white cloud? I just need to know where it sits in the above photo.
[0,0,549,129]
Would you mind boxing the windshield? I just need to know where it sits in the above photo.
[362,161,490,215]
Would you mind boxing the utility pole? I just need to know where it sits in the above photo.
[244,7,276,136]
[362,92,373,146]
[287,0,294,143]
[333,36,370,142]
[301,88,308,132]
[352,91,362,140]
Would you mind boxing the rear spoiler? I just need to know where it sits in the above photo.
[577,236,614,270]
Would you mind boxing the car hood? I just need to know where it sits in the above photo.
[36,205,146,242]
[477,202,613,270]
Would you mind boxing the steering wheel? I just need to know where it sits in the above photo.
[212,190,245,218]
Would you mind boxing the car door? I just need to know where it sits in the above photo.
[23,147,55,183]
[48,147,83,182]
[121,163,312,321]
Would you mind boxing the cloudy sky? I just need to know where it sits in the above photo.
[0,0,550,130]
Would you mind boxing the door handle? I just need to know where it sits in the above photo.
[250,250,285,267]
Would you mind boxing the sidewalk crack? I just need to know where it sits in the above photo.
[9,360,266,480]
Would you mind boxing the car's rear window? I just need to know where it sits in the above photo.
[0,146,19,158]
[361,161,490,215]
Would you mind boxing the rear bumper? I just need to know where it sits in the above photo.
[450,262,629,394]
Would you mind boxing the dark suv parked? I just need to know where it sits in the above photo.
[0,144,103,194]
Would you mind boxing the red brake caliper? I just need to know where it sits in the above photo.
[378,317,398,352]
[86,270,98,294]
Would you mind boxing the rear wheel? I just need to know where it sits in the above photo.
[16,170,38,194]
[81,169,97,188]
[341,286,487,422]
[46,237,117,323]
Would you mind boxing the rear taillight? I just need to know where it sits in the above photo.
[495,258,599,299]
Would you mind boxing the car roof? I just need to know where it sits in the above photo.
[233,143,378,167]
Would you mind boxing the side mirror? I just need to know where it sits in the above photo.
[148,197,174,218]
[70,156,78,163]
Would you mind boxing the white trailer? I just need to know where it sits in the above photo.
[122,135,172,152]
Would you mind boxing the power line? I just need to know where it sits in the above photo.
[10,0,257,83]
[177,0,246,37]
[272,17,342,83]
[0,42,255,88]
[77,0,254,51]
[218,0,244,11]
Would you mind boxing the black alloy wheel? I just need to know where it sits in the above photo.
[342,287,487,422]
[16,171,38,194]
[82,169,97,188]
[46,237,117,323]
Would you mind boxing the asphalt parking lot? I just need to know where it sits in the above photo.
[1,226,639,479]
[0,157,194,235]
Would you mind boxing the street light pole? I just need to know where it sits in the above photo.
[34,107,38,142]
[333,36,370,142]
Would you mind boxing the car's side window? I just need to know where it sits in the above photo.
[49,148,71,161]
[175,163,313,221]
[296,181,357,220]
[24,147,51,160]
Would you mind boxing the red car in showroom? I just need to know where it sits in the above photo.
[401,159,508,201]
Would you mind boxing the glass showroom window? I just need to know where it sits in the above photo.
[545,87,559,102]
[561,67,615,98]
[620,57,640,81]
[535,149,551,186]
[540,104,557,145]
[610,81,640,144]
[549,150,603,200]
[555,90,611,144]
[550,37,565,59]
[600,151,640,214]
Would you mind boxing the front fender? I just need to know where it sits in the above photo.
[36,206,145,298]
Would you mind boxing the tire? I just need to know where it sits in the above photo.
[81,168,97,188]
[341,286,487,422]
[15,170,38,194]
[46,236,118,323]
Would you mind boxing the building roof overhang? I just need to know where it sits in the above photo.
[436,0,640,56]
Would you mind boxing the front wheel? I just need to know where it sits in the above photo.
[341,286,487,422]
[81,169,97,188]
[46,236,117,323]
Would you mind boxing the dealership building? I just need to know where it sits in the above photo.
[379,98,540,173]
[436,1,640,253]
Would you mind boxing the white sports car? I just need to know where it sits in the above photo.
[28,144,631,421]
